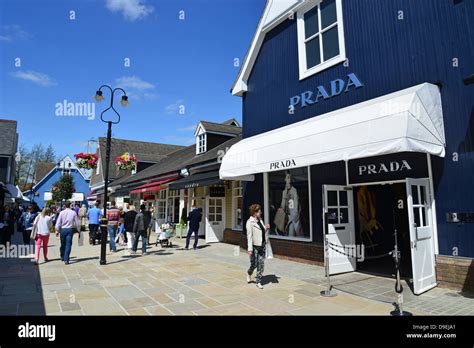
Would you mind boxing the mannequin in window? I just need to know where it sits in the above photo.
[277,172,303,237]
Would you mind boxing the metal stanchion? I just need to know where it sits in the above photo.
[320,234,337,297]
[390,227,412,316]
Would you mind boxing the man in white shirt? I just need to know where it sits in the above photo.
[55,201,80,265]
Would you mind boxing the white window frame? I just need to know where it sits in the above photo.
[231,181,243,231]
[263,166,313,243]
[296,0,346,80]
[156,188,168,220]
[196,133,207,154]
[166,189,180,223]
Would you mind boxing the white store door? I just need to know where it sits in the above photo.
[406,178,437,294]
[205,197,225,243]
[324,185,356,275]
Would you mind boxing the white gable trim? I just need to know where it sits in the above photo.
[32,155,88,190]
[232,0,306,96]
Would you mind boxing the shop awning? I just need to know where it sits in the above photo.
[168,171,222,190]
[5,184,30,201]
[130,178,175,194]
[220,83,445,179]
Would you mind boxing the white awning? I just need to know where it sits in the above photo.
[5,184,30,201]
[220,83,445,179]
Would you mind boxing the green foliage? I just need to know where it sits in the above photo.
[179,207,188,226]
[52,173,75,203]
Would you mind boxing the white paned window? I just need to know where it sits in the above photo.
[197,133,206,154]
[232,181,243,230]
[297,0,346,80]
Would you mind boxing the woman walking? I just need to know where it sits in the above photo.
[32,208,53,265]
[246,204,270,289]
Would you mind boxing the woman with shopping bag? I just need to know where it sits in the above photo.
[246,204,270,289]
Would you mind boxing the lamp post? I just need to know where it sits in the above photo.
[93,85,128,265]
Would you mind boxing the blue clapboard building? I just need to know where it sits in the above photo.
[26,155,90,209]
[220,0,474,293]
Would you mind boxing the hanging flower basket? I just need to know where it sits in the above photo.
[114,152,137,171]
[74,153,98,170]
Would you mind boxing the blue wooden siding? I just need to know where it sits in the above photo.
[30,169,90,208]
[242,0,474,257]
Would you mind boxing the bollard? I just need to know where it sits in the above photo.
[320,234,337,297]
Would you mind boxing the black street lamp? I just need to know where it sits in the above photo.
[93,85,128,265]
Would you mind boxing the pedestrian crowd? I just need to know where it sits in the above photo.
[1,199,273,289]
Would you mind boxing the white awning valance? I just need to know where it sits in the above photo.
[220,83,445,179]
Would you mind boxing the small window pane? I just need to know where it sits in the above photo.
[414,207,420,227]
[327,190,338,206]
[421,207,427,227]
[306,37,321,69]
[216,206,222,214]
[209,215,215,222]
[420,186,427,205]
[320,0,337,29]
[304,6,318,39]
[327,208,338,224]
[322,25,339,61]
[216,214,222,221]
[412,186,419,205]
[339,190,348,206]
[209,207,215,214]
[340,208,349,224]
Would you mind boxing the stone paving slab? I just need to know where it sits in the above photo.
[0,232,473,315]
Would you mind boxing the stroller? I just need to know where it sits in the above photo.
[155,226,175,248]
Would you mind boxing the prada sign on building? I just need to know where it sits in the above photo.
[348,152,429,184]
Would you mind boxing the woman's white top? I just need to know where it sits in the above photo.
[36,215,53,236]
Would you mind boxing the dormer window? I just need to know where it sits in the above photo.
[197,133,207,154]
[297,0,346,80]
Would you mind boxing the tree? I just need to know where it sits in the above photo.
[52,173,75,203]
[43,144,57,162]
[15,143,58,191]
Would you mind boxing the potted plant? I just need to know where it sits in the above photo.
[114,152,137,171]
[74,153,98,170]
[175,207,188,238]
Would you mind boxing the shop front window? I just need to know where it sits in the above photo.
[232,181,243,230]
[167,189,180,223]
[267,167,311,241]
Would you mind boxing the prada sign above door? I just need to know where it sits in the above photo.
[348,152,429,184]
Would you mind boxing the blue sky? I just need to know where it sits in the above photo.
[0,0,264,158]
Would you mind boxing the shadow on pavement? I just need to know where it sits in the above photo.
[0,233,45,315]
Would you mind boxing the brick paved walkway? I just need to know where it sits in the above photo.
[0,232,472,315]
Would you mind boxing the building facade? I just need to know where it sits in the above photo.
[88,137,184,205]
[220,0,474,293]
[26,156,90,208]
[0,119,20,204]
[109,119,244,243]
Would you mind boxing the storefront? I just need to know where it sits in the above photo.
[221,0,474,293]
[169,170,229,243]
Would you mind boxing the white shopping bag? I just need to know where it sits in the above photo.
[265,233,273,259]
[77,231,84,247]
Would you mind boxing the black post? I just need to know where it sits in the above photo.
[100,121,112,265]
[95,84,127,265]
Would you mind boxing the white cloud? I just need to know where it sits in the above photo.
[11,70,56,87]
[106,0,154,21]
[114,75,157,100]
[0,25,30,43]
[115,76,155,90]
[165,99,185,115]
[177,125,196,132]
